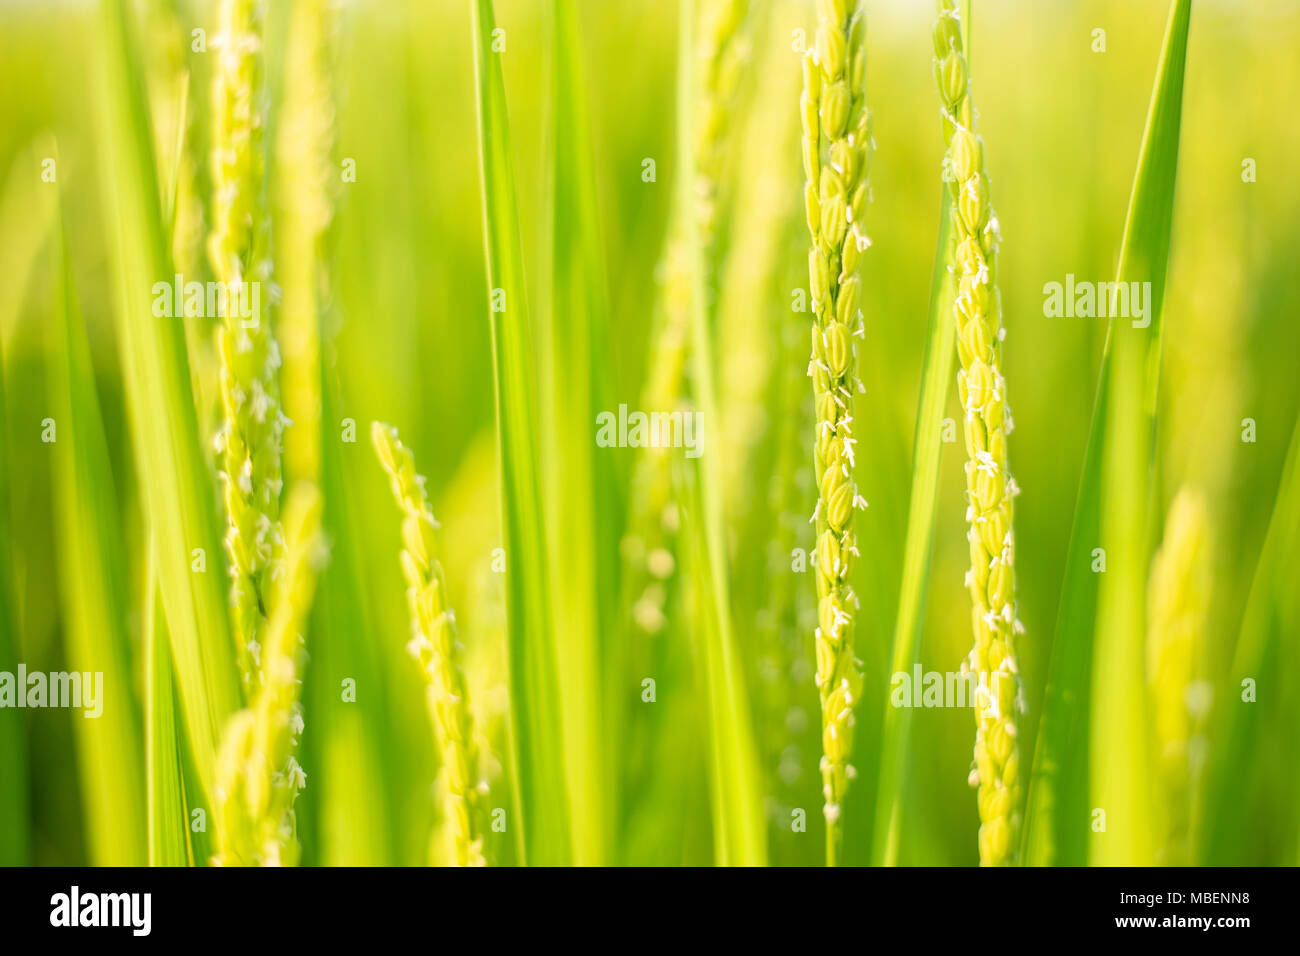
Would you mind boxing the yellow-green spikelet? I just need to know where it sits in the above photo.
[213,483,322,866]
[800,0,871,863]
[209,0,286,691]
[1146,489,1212,866]
[932,0,1025,867]
[372,423,486,867]
[276,0,336,487]
[694,0,750,248]
[622,0,749,637]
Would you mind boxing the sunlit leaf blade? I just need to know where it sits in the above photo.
[144,545,188,867]
[678,0,766,867]
[539,0,619,866]
[1202,415,1300,864]
[676,465,767,866]
[872,191,956,866]
[1023,0,1191,867]
[94,0,240,799]
[48,203,147,865]
[0,335,27,866]
[470,0,571,866]
[870,0,969,866]
[300,377,397,866]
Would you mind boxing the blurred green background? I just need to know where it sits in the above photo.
[1,0,1297,866]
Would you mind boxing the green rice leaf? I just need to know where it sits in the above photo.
[94,0,241,799]
[1023,0,1191,866]
[470,0,571,866]
[677,0,766,867]
[144,545,189,867]
[540,0,620,866]
[870,0,969,866]
[300,377,398,866]
[676,464,767,866]
[48,201,147,865]
[871,191,956,866]
[1201,415,1300,864]
[0,333,28,866]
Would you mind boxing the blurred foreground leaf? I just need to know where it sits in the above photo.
[94,0,240,798]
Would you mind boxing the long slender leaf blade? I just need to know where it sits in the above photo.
[93,0,240,800]
[0,333,28,865]
[1023,0,1192,866]
[300,377,397,866]
[871,191,956,866]
[1201,415,1300,863]
[470,0,571,866]
[870,0,969,867]
[1089,0,1191,867]
[540,0,618,866]
[144,546,188,867]
[48,205,147,865]
[678,0,766,867]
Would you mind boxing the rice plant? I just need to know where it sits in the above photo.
[1146,488,1211,866]
[2,0,1298,874]
[371,422,487,867]
[209,0,285,692]
[931,0,1026,867]
[801,0,872,865]
[213,483,322,865]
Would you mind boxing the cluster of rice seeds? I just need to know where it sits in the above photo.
[372,423,487,867]
[276,0,336,487]
[693,0,750,254]
[932,0,1026,867]
[718,0,800,533]
[213,484,322,866]
[621,0,750,639]
[141,0,206,277]
[800,0,871,864]
[208,0,288,692]
[622,235,689,638]
[1146,489,1212,865]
